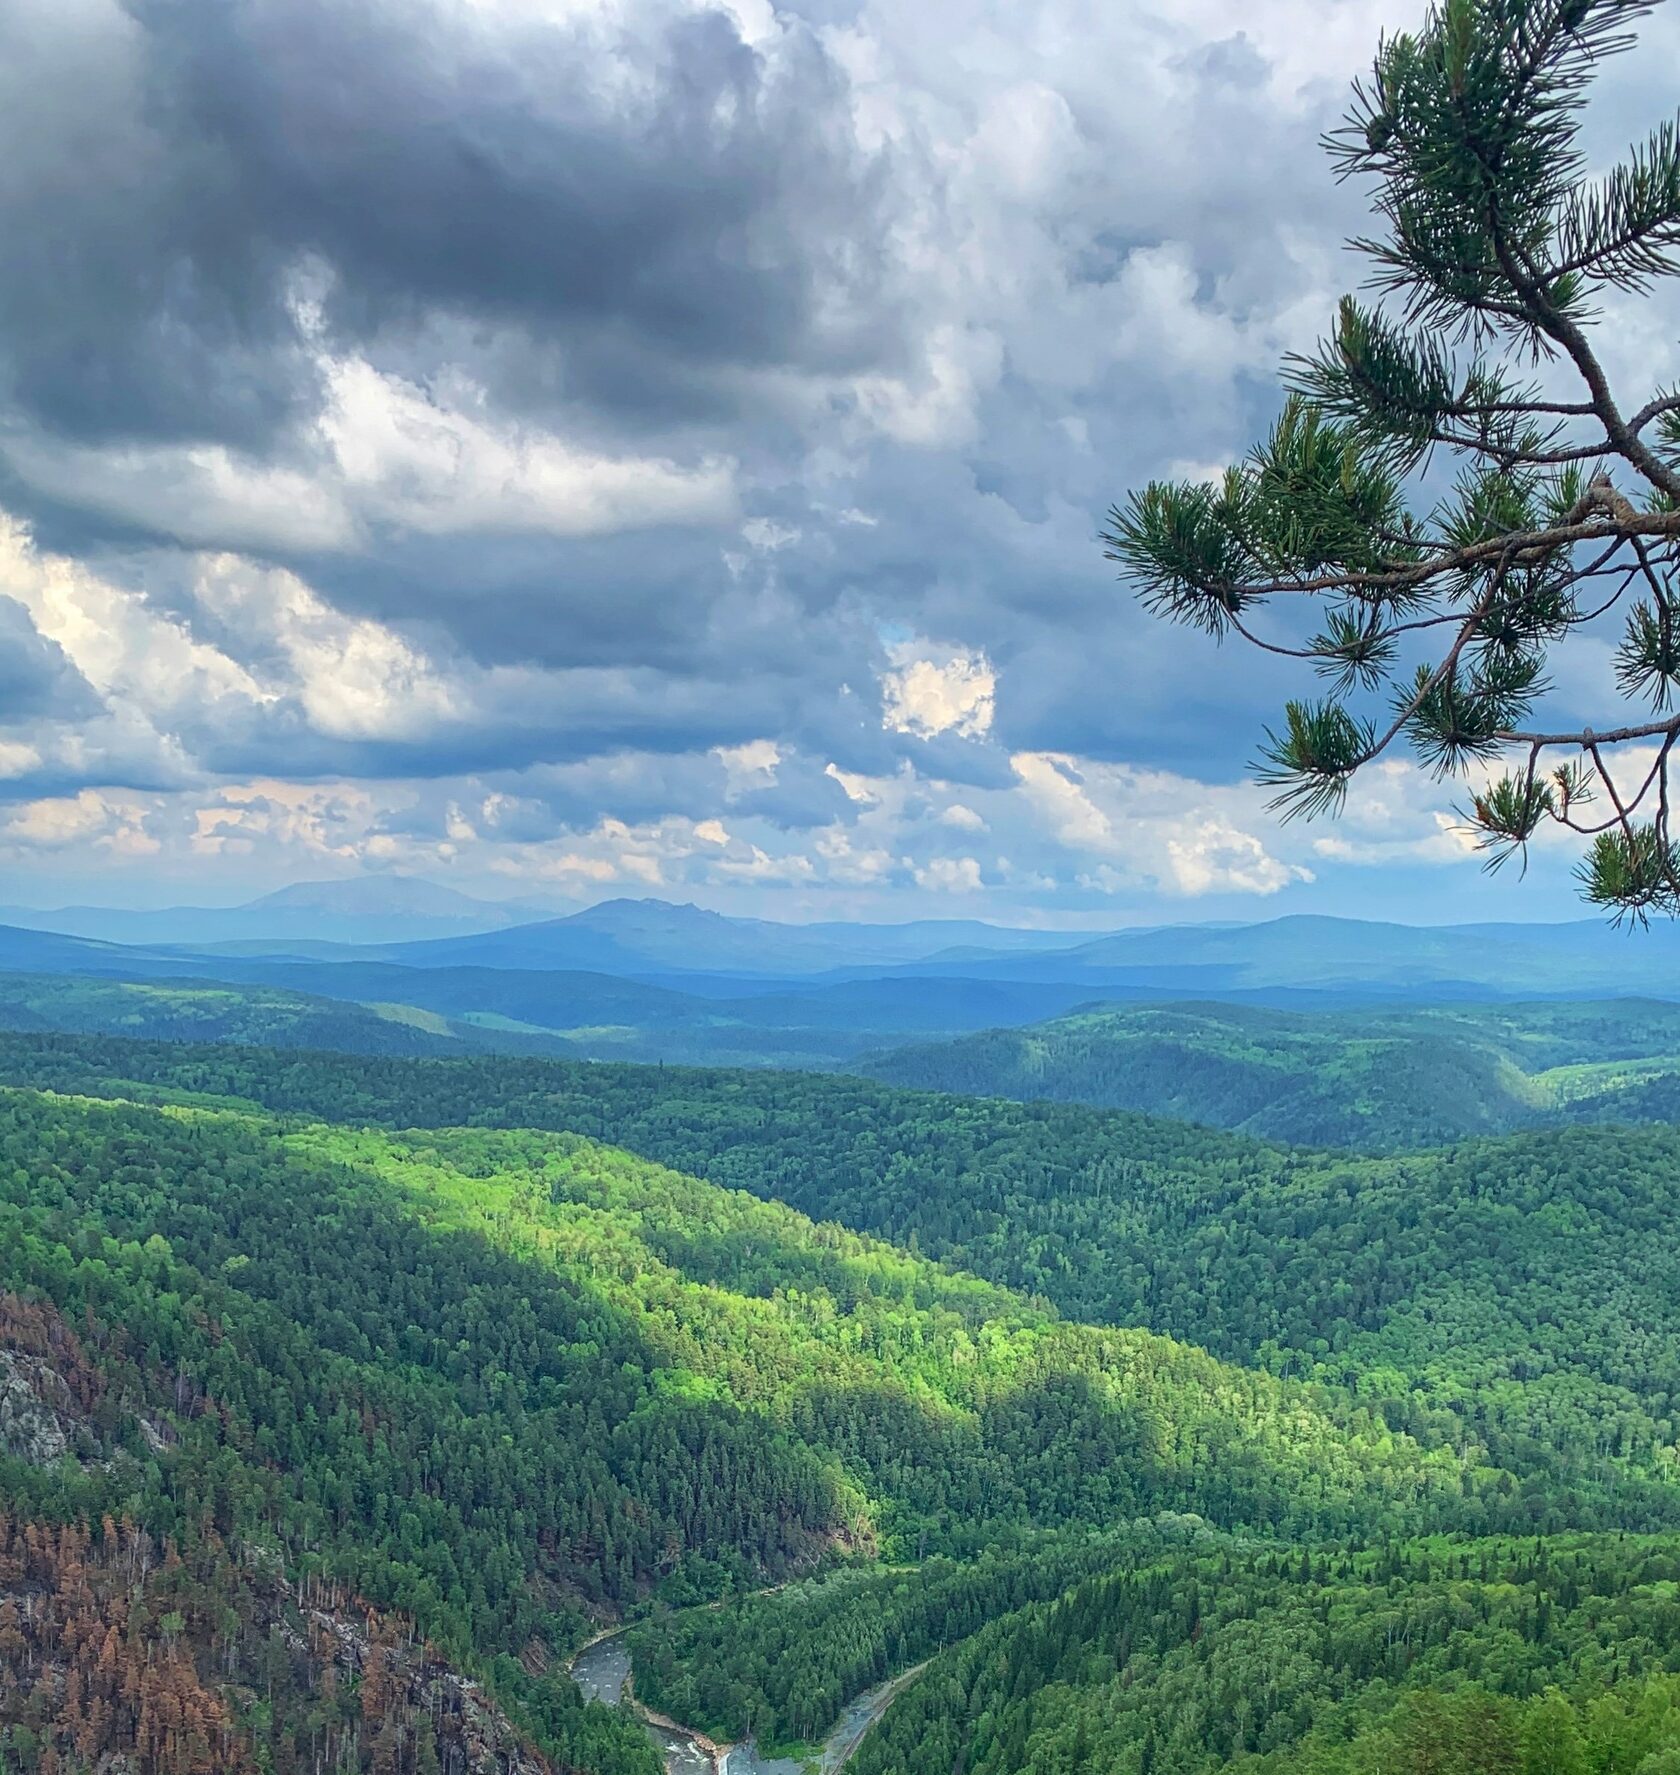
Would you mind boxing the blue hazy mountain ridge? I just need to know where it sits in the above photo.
[825,913,1678,996]
[376,896,1099,975]
[0,876,560,947]
[4,901,1680,1014]
[378,904,1679,1000]
[0,925,1117,1067]
[10,887,1670,995]
[0,886,1105,968]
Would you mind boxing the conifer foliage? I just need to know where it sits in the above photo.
[1105,0,1680,916]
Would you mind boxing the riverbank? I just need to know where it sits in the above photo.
[569,1629,925,1775]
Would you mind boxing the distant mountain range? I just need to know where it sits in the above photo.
[365,904,1680,1003]
[841,912,1676,996]
[0,881,1103,963]
[0,876,561,947]
[1,896,1677,1077]
[380,896,1095,976]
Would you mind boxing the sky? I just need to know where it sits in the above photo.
[1,0,1677,926]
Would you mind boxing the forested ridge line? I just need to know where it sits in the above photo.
[849,1533,1680,1775]
[1,1058,1578,1773]
[4,1032,1680,1526]
[861,998,1680,1149]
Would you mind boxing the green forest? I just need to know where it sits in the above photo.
[863,999,1680,1148]
[11,0,1680,1768]
[0,1027,1679,1770]
[20,966,1680,1152]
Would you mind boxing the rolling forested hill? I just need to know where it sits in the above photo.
[0,957,1110,1070]
[0,1032,1545,1774]
[5,1032,1680,1517]
[864,998,1680,1147]
[5,1029,1680,1772]
[15,960,1680,1150]
[848,1533,1680,1775]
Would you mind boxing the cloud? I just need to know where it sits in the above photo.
[4,355,739,553]
[2,0,1659,922]
[914,854,983,892]
[0,0,909,449]
[3,789,159,856]
[715,738,782,794]
[0,595,101,722]
[1010,750,1313,898]
[1164,817,1312,896]
[880,641,996,740]
[0,742,42,780]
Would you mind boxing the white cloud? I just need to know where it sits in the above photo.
[1,515,259,716]
[0,741,43,779]
[191,557,460,742]
[1009,752,1116,852]
[1165,817,1311,896]
[319,357,738,541]
[715,739,782,796]
[815,825,896,883]
[914,854,983,892]
[2,354,738,557]
[1010,750,1312,898]
[3,788,157,855]
[825,762,885,805]
[1,437,359,555]
[4,790,111,847]
[880,640,996,739]
[191,781,382,861]
[716,843,817,882]
[740,518,802,552]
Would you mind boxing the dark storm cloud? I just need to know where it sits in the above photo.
[286,530,747,671]
[0,0,899,451]
[0,0,310,449]
[25,0,1630,919]
[0,0,1400,836]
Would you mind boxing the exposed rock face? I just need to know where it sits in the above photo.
[0,1512,571,1775]
[0,1292,570,1775]
[0,1292,108,1466]
[0,1348,75,1464]
[302,1605,560,1775]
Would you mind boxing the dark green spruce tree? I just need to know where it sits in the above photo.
[1105,0,1680,917]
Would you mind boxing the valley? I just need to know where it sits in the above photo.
[10,0,1680,1767]
[6,901,1680,1774]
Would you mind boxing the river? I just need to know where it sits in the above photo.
[569,1631,922,1775]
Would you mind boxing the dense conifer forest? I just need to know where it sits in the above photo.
[863,999,1680,1148]
[0,1026,1678,1771]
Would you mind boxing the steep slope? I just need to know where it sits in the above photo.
[5,1036,1680,1525]
[0,1503,592,1775]
[1,1040,1571,1771]
[850,1535,1680,1775]
[0,1085,1484,1554]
